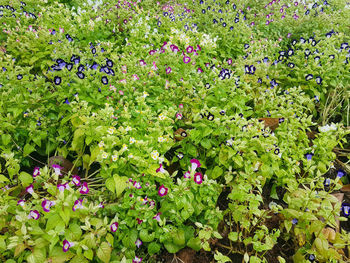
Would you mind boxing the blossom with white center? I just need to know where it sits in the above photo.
[122,144,128,151]
[107,127,115,135]
[142,91,149,98]
[158,113,166,120]
[129,137,136,144]
[102,152,108,159]
[52,164,63,176]
[98,141,105,148]
[319,123,337,133]
[112,155,118,162]
[151,150,159,160]
[158,136,166,143]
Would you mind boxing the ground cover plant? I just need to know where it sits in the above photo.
[0,0,350,262]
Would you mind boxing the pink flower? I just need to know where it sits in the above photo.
[136,218,143,224]
[149,50,156,55]
[28,210,40,220]
[183,56,191,64]
[176,113,183,120]
[197,67,203,73]
[190,159,201,171]
[110,222,119,232]
[158,185,168,197]
[135,239,142,248]
[153,212,161,221]
[119,90,124,95]
[166,66,172,74]
[139,60,146,66]
[184,171,191,179]
[72,175,81,186]
[152,61,157,70]
[194,172,203,184]
[26,184,34,195]
[227,58,232,65]
[80,182,89,194]
[196,44,201,52]
[98,202,105,208]
[133,256,142,263]
[33,167,40,177]
[133,74,139,80]
[170,44,179,52]
[156,163,166,173]
[179,104,184,109]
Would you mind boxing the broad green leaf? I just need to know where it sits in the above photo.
[23,144,35,157]
[19,172,33,187]
[113,175,128,197]
[97,242,111,263]
[148,242,161,255]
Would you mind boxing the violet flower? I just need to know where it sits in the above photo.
[28,210,40,220]
[183,56,191,64]
[33,167,40,177]
[341,203,350,217]
[26,184,34,195]
[72,175,81,186]
[52,164,63,176]
[153,212,161,221]
[110,222,119,232]
[158,185,168,197]
[80,182,89,194]
[194,172,203,184]
[42,199,55,212]
[133,256,142,263]
[135,239,142,248]
[62,240,72,252]
[337,170,346,178]
[156,163,166,173]
[72,199,83,211]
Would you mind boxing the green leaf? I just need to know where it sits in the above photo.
[228,232,238,242]
[0,174,10,183]
[23,144,35,157]
[140,229,155,243]
[113,175,128,197]
[19,172,33,187]
[84,249,93,260]
[172,229,185,246]
[27,247,46,263]
[187,237,201,251]
[1,134,11,145]
[164,242,182,253]
[105,177,115,193]
[46,214,61,231]
[211,166,223,179]
[70,255,89,263]
[69,223,82,240]
[148,242,161,255]
[97,242,111,263]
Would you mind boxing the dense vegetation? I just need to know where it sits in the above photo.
[0,0,349,262]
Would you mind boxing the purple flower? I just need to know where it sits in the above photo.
[153,212,161,221]
[149,50,156,55]
[72,199,83,211]
[166,66,172,74]
[17,199,25,207]
[183,56,191,64]
[136,218,143,224]
[341,203,350,217]
[28,210,40,220]
[80,182,89,194]
[305,153,314,161]
[42,199,55,212]
[52,164,63,176]
[292,218,298,225]
[26,184,34,195]
[170,44,179,52]
[184,171,191,179]
[133,181,142,189]
[135,239,142,248]
[98,202,105,208]
[158,185,168,197]
[176,113,183,120]
[196,45,201,52]
[194,172,203,184]
[186,46,194,53]
[33,167,40,177]
[133,256,142,263]
[190,159,201,171]
[139,60,146,66]
[62,240,71,252]
[110,222,119,232]
[72,175,81,186]
[156,163,166,173]
[227,58,232,65]
[337,170,346,178]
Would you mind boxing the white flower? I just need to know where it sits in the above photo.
[129,137,136,144]
[142,91,149,98]
[122,144,128,151]
[158,113,166,121]
[151,150,159,160]
[125,126,132,132]
[112,155,118,162]
[128,153,134,159]
[107,127,115,135]
[98,141,105,148]
[319,123,337,133]
[158,136,165,143]
[102,152,108,159]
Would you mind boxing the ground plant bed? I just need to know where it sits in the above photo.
[0,0,350,262]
